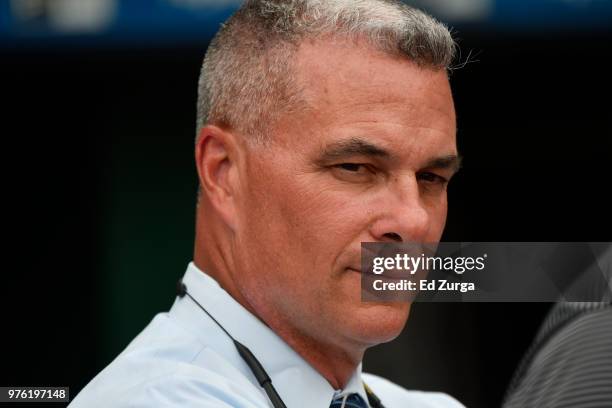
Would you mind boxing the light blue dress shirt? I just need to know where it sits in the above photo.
[70,262,464,407]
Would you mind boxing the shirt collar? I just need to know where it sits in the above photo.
[169,262,369,407]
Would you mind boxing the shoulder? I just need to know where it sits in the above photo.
[362,373,465,408]
[70,369,268,408]
[69,314,267,408]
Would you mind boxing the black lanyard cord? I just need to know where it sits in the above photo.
[178,280,287,407]
[364,382,385,408]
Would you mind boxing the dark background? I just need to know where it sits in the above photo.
[2,6,611,408]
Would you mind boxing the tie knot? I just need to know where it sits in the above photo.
[330,393,369,408]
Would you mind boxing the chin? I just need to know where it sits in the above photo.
[348,302,411,345]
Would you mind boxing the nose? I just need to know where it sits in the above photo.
[368,178,431,243]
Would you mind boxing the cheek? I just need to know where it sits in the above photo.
[239,164,337,251]
[243,167,366,270]
[278,183,349,239]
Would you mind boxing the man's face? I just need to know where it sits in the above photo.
[231,39,457,351]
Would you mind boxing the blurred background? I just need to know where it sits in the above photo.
[1,0,611,407]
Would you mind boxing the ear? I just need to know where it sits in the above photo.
[195,125,241,230]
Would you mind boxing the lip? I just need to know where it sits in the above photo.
[347,267,383,278]
[356,264,416,280]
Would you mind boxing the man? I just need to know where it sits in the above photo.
[70,0,463,406]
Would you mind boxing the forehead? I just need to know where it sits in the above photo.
[277,38,456,153]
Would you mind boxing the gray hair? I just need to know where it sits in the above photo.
[196,0,456,144]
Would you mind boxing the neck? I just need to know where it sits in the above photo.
[194,211,365,390]
[195,253,365,388]
[265,312,365,389]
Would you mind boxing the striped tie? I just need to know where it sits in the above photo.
[330,393,369,408]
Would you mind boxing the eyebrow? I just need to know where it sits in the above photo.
[316,137,462,173]
[316,138,391,164]
[423,154,463,174]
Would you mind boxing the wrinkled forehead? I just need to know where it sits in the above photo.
[270,39,456,152]
[297,39,452,111]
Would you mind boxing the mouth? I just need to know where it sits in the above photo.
[346,267,382,278]
[348,265,414,280]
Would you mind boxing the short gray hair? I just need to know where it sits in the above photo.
[196,0,456,144]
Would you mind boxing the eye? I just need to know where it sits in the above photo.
[330,163,376,182]
[337,163,366,172]
[417,172,448,185]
